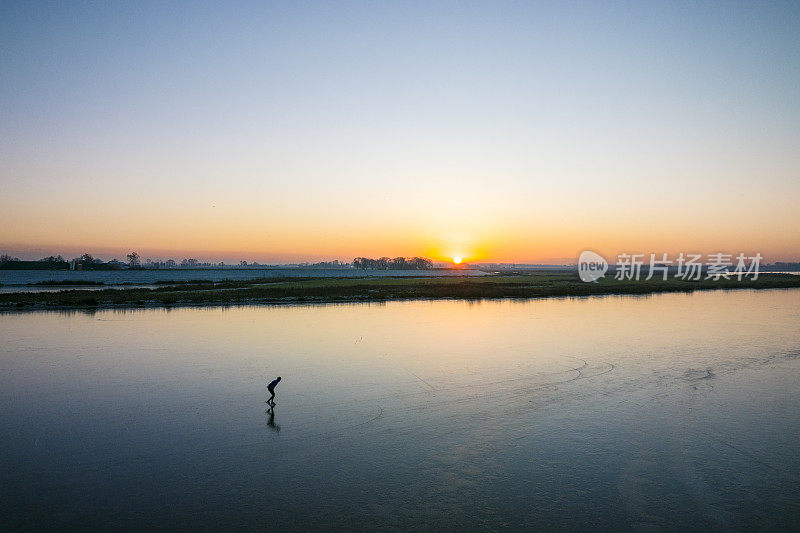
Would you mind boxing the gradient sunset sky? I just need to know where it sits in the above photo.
[2,1,799,263]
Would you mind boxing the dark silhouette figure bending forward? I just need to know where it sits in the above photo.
[267,376,281,405]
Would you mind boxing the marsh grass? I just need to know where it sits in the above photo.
[2,273,799,311]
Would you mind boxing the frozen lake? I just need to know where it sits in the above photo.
[2,289,799,529]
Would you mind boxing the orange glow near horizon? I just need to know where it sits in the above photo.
[2,221,799,264]
[1,175,799,264]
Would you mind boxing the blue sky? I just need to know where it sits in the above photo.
[2,1,799,262]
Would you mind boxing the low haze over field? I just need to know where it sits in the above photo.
[2,1,799,263]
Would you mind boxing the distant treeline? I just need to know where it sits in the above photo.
[762,262,800,271]
[295,260,349,269]
[0,253,210,270]
[0,254,121,270]
[3,252,799,272]
[352,257,434,270]
[1,253,436,271]
[0,260,72,270]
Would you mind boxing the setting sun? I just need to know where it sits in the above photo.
[453,256,462,264]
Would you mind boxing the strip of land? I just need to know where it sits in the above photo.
[1,272,799,311]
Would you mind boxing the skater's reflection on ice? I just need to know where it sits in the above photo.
[266,405,280,432]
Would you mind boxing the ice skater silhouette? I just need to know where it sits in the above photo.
[267,376,281,405]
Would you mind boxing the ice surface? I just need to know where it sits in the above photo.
[1,289,799,529]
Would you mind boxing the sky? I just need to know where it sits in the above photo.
[1,1,799,263]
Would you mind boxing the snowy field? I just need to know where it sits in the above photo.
[2,289,799,529]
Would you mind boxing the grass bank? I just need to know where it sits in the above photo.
[1,272,799,311]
